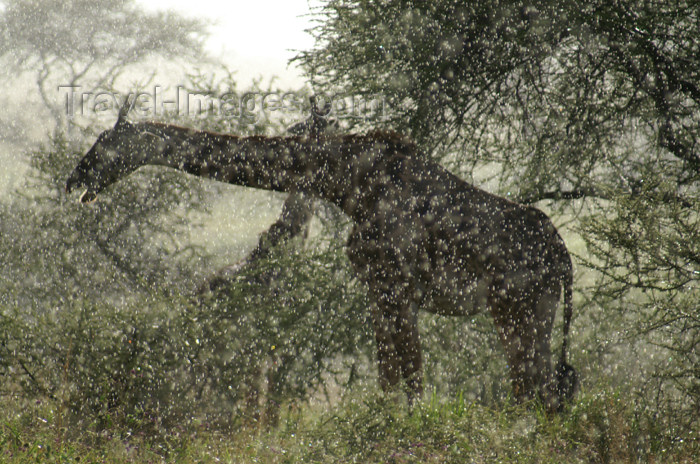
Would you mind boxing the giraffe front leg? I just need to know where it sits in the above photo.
[369,303,402,392]
[346,223,425,405]
[370,289,423,405]
[392,303,423,404]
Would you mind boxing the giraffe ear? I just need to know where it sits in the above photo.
[140,129,167,140]
[116,94,135,125]
[310,94,332,116]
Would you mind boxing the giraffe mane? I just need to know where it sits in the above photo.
[135,120,415,147]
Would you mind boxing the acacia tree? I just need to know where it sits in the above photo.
[0,0,217,427]
[297,0,699,430]
[0,0,207,131]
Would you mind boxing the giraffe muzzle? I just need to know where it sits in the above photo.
[78,189,99,204]
[66,174,100,204]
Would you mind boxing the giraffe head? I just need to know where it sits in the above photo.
[66,96,163,203]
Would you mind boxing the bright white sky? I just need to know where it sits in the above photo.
[137,0,322,86]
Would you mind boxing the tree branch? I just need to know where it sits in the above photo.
[518,187,607,204]
[607,43,700,174]
[519,185,694,208]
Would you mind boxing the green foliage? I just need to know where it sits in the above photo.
[419,311,507,404]
[0,0,209,131]
[2,296,194,434]
[0,0,206,64]
[188,240,374,413]
[2,388,695,463]
[0,134,211,308]
[178,67,310,136]
[0,236,373,432]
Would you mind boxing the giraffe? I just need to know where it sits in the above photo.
[67,98,577,411]
[196,97,332,426]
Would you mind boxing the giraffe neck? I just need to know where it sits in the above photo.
[141,121,313,192]
[138,121,414,219]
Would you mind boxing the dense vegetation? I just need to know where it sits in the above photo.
[297,0,699,441]
[0,0,697,462]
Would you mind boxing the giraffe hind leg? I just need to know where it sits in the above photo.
[493,288,557,408]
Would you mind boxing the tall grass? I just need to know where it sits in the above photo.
[1,388,696,463]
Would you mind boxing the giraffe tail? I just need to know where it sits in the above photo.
[560,263,573,365]
[555,258,578,405]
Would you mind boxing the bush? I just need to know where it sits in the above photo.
[0,238,374,436]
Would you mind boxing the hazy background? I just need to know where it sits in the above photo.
[137,0,319,86]
[0,0,323,260]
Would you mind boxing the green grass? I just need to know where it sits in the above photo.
[1,389,696,463]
